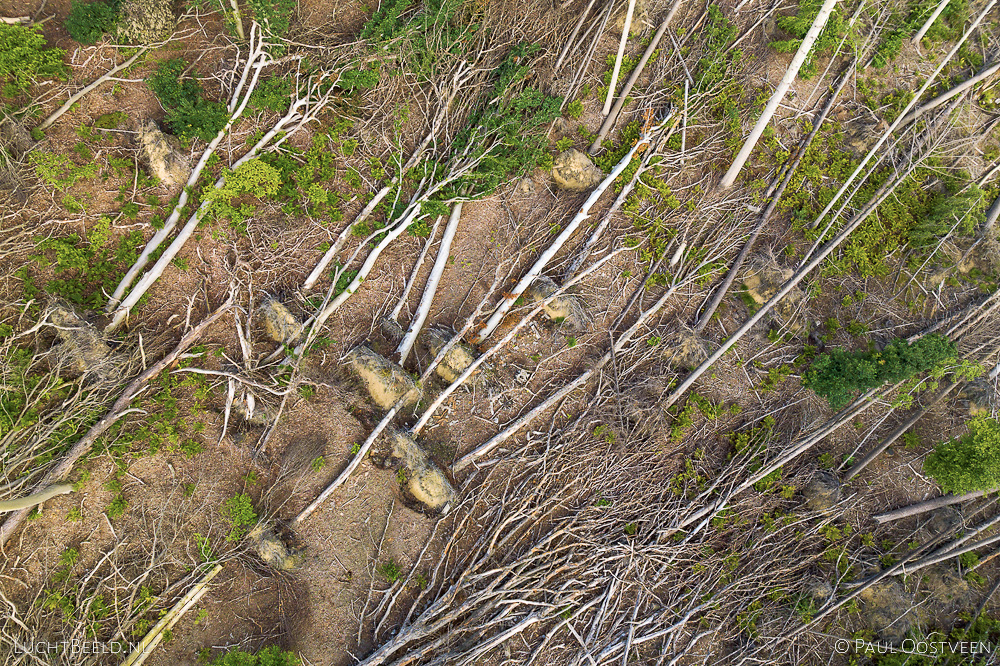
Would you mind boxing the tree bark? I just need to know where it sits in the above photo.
[912,0,951,45]
[602,0,637,117]
[873,490,990,524]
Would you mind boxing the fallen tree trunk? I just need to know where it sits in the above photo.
[396,203,462,364]
[873,489,991,524]
[912,0,951,44]
[842,380,959,481]
[36,47,151,132]
[123,563,224,666]
[898,59,1000,127]
[589,0,685,154]
[663,148,927,414]
[107,25,272,314]
[718,0,841,190]
[694,59,854,332]
[602,0,638,117]
[475,109,673,343]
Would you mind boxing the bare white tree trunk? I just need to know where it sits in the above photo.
[718,0,841,190]
[389,215,442,322]
[228,0,245,40]
[108,26,271,311]
[396,203,462,364]
[36,47,150,132]
[123,564,224,666]
[303,63,474,291]
[662,153,925,413]
[912,0,951,44]
[898,60,1000,126]
[602,0,637,117]
[590,0,684,153]
[303,184,395,290]
[475,111,672,343]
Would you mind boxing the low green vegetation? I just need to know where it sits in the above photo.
[868,613,1000,664]
[221,493,258,542]
[149,59,229,142]
[379,559,402,582]
[64,0,120,45]
[0,23,66,96]
[776,125,984,276]
[925,416,1000,494]
[259,120,352,221]
[246,0,296,41]
[803,334,956,409]
[202,158,281,231]
[906,0,970,45]
[98,365,210,463]
[206,646,300,666]
[24,218,143,309]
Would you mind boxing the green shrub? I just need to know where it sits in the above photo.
[148,59,229,142]
[908,185,986,248]
[358,0,413,41]
[770,0,854,78]
[247,0,296,39]
[221,493,257,542]
[28,216,142,309]
[871,28,904,69]
[64,0,119,45]
[0,24,66,95]
[208,645,300,666]
[247,77,291,113]
[803,334,956,409]
[925,416,1000,494]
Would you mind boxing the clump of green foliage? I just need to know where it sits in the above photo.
[26,217,143,309]
[359,0,413,41]
[696,5,740,89]
[148,59,229,142]
[778,127,978,276]
[0,24,66,95]
[64,0,119,45]
[97,361,210,464]
[360,0,467,83]
[434,43,561,200]
[871,28,904,69]
[908,184,986,247]
[260,120,352,220]
[803,334,956,409]
[29,151,98,190]
[770,0,855,78]
[906,0,970,44]
[202,158,281,231]
[247,0,296,40]
[221,493,257,542]
[247,77,291,113]
[207,646,300,666]
[925,416,1000,494]
[379,559,402,582]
